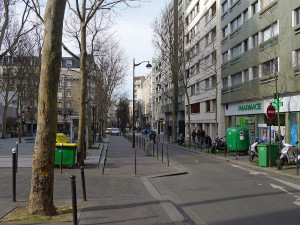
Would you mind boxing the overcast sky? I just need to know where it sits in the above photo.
[114,0,170,99]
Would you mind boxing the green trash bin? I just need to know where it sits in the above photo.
[55,143,77,166]
[226,127,250,152]
[258,143,278,167]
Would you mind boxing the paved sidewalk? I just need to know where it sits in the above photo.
[0,136,189,225]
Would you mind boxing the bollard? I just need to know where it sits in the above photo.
[135,149,137,175]
[60,143,64,174]
[12,148,17,202]
[236,142,238,160]
[157,142,158,159]
[297,150,299,175]
[153,142,155,157]
[162,144,164,163]
[71,175,78,225]
[15,142,18,173]
[167,146,169,166]
[80,167,87,201]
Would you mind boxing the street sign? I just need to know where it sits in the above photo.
[266,104,276,120]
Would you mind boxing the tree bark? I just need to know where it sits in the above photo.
[28,0,66,216]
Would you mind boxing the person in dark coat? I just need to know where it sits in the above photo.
[192,130,196,143]
[197,130,201,145]
[205,135,212,148]
[201,130,206,146]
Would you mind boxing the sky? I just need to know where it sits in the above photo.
[114,0,170,99]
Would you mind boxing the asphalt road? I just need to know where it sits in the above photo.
[148,139,300,225]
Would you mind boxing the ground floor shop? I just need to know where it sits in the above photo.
[225,95,300,145]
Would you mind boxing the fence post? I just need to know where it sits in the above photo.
[80,167,87,201]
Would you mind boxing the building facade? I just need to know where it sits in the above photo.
[184,0,225,139]
[221,0,300,145]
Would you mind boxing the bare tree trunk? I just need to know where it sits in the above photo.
[2,101,8,139]
[28,0,66,215]
[77,20,88,166]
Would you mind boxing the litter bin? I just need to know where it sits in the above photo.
[258,143,278,167]
[55,133,77,167]
[226,127,250,152]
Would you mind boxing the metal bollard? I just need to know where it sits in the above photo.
[153,142,155,157]
[135,149,137,175]
[71,175,78,225]
[15,142,18,173]
[162,144,164,163]
[12,148,17,202]
[60,143,64,174]
[167,146,169,166]
[80,167,87,201]
[297,150,299,175]
[157,142,158,159]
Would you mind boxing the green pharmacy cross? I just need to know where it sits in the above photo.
[271,93,283,110]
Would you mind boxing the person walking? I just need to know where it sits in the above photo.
[201,130,206,146]
[192,130,196,143]
[197,130,201,146]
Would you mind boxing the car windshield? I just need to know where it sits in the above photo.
[112,128,119,131]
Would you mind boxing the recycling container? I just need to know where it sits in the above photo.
[226,127,250,152]
[55,133,77,166]
[258,143,278,167]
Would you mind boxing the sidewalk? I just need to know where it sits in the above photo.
[0,136,189,225]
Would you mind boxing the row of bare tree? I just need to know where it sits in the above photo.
[0,0,139,216]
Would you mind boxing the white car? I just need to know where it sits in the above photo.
[111,128,120,135]
[105,128,112,134]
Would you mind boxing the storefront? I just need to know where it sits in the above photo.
[225,95,300,144]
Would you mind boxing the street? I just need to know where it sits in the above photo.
[128,134,300,225]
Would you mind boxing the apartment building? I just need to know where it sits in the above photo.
[184,0,225,138]
[141,72,155,128]
[221,0,300,144]
[153,0,188,136]
[57,57,81,138]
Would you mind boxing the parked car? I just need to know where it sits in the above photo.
[111,128,120,135]
[105,128,112,134]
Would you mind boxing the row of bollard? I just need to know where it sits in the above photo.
[11,142,87,225]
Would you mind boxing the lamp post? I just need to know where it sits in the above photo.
[133,58,152,175]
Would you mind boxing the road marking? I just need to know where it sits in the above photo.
[270,183,293,195]
[232,164,267,175]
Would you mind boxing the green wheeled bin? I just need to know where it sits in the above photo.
[226,127,250,152]
[55,133,77,167]
[258,143,278,167]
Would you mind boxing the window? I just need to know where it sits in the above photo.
[67,91,71,97]
[244,69,249,81]
[191,85,195,95]
[222,26,229,38]
[295,49,300,66]
[67,81,71,86]
[253,33,259,47]
[211,27,216,41]
[58,81,62,88]
[262,58,278,75]
[206,101,211,112]
[205,78,210,90]
[243,39,249,52]
[223,77,228,88]
[66,59,72,67]
[261,0,275,9]
[58,92,62,99]
[231,0,238,5]
[204,34,209,46]
[212,75,217,88]
[222,52,228,63]
[205,11,210,23]
[296,8,300,25]
[263,22,278,42]
[253,66,259,79]
[222,1,228,14]
[252,1,259,15]
[231,15,242,32]
[231,43,242,58]
[196,82,200,92]
[243,9,248,22]
[231,72,242,85]
[67,102,71,108]
[191,103,200,114]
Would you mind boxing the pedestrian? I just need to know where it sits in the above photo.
[192,130,196,143]
[201,130,206,146]
[197,130,201,145]
[151,131,156,143]
[205,135,212,148]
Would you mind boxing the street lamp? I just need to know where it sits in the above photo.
[133,58,152,174]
